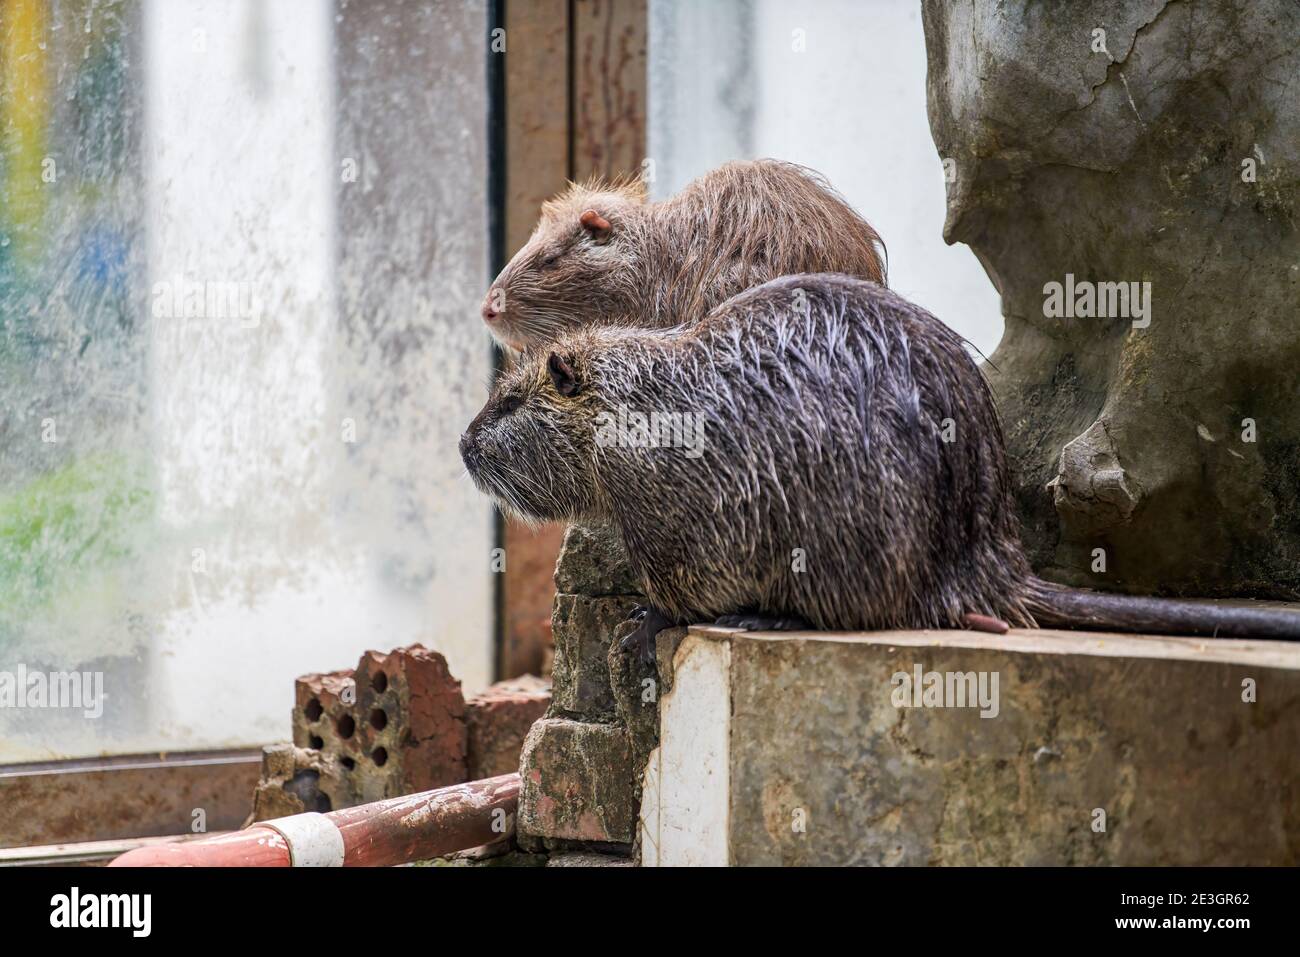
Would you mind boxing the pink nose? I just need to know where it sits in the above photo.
[481,297,500,322]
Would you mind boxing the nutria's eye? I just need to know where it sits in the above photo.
[539,250,564,269]
[498,394,523,416]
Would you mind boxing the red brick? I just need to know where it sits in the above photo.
[290,645,467,805]
[466,675,551,779]
[518,718,635,844]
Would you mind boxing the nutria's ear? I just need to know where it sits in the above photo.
[579,209,612,241]
[547,352,580,396]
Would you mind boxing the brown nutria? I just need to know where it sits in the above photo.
[461,274,1300,660]
[479,159,885,350]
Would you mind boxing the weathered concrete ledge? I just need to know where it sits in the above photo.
[641,627,1300,866]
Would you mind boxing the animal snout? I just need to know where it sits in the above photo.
[480,292,501,323]
[458,430,477,464]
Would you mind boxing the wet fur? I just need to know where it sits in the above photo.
[463,275,1036,630]
[485,160,886,350]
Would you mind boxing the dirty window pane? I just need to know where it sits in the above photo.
[0,0,493,761]
[648,0,1002,355]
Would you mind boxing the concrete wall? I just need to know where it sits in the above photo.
[644,626,1300,866]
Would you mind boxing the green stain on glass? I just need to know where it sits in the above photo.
[0,452,154,633]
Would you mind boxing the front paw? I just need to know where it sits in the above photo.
[617,605,671,665]
[714,612,811,632]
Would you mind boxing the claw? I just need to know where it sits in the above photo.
[619,605,671,666]
[618,628,653,664]
[714,611,811,632]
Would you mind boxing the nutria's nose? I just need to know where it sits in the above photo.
[458,431,476,463]
[481,294,500,323]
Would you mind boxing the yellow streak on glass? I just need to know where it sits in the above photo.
[1,0,47,268]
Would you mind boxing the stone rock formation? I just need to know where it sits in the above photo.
[516,524,667,855]
[923,0,1300,598]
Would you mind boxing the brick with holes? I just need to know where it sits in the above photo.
[290,645,469,806]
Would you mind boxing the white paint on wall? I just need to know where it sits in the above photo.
[642,634,732,867]
[649,0,1003,356]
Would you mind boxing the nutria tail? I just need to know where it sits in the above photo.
[1026,577,1300,640]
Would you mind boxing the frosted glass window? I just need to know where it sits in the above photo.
[0,0,494,761]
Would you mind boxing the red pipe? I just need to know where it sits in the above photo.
[109,773,520,867]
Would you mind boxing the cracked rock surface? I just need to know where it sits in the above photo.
[923,0,1300,598]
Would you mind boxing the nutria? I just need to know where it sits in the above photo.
[480,159,885,350]
[461,274,1300,660]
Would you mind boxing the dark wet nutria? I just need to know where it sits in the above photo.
[461,274,1300,660]
[479,159,885,350]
